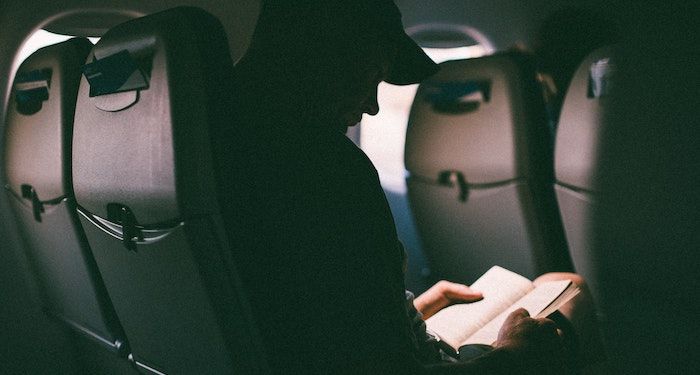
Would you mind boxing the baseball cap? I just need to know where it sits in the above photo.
[384,30,440,85]
[258,1,439,86]
[346,0,439,85]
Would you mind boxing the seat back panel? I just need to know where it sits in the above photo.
[10,196,121,346]
[72,7,267,374]
[77,216,233,373]
[555,48,615,192]
[406,56,523,184]
[408,180,540,281]
[555,46,617,309]
[405,53,570,282]
[2,38,126,353]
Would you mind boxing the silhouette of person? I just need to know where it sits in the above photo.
[211,1,581,373]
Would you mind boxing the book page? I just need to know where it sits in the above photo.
[424,266,534,351]
[462,280,576,346]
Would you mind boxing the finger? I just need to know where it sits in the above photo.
[508,308,530,319]
[442,282,483,302]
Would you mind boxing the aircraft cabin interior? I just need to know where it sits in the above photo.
[1,0,697,374]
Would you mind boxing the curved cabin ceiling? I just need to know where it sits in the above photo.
[4,0,625,59]
[1,0,261,61]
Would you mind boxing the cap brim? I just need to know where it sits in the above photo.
[385,32,439,85]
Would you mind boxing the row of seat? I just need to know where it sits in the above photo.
[3,5,613,373]
[404,46,614,309]
[3,7,267,375]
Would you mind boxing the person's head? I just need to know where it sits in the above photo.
[241,1,438,130]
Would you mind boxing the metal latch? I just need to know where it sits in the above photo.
[107,203,143,251]
[438,170,469,202]
[20,184,44,222]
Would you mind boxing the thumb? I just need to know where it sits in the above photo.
[509,308,530,319]
[443,282,484,302]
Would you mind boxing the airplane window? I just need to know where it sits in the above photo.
[15,29,98,67]
[359,44,489,193]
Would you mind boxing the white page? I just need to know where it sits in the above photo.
[425,266,534,350]
[462,280,573,346]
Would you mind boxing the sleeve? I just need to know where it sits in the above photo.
[293,135,427,373]
[404,290,448,363]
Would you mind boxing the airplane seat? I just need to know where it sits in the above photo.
[590,11,700,370]
[2,38,128,355]
[405,52,572,284]
[554,46,617,314]
[71,7,268,374]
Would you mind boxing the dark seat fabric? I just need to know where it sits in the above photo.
[589,10,700,371]
[554,46,616,309]
[71,7,267,374]
[405,52,572,284]
[2,37,127,354]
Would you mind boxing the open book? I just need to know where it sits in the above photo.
[425,266,579,354]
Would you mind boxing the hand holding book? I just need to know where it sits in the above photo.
[414,280,484,320]
[424,266,580,354]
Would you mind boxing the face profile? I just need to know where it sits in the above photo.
[328,43,393,130]
[235,1,437,132]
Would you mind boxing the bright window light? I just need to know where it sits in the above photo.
[16,29,99,66]
[359,45,489,193]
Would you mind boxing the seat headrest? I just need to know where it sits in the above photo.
[405,52,549,184]
[4,38,93,201]
[72,7,234,225]
[555,46,617,191]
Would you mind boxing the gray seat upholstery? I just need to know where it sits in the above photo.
[554,46,616,311]
[405,52,571,284]
[2,38,128,354]
[72,7,267,374]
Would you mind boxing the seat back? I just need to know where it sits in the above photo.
[590,14,700,370]
[72,8,267,374]
[2,38,128,354]
[405,53,571,283]
[554,46,616,307]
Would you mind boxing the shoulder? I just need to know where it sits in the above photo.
[298,128,381,186]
